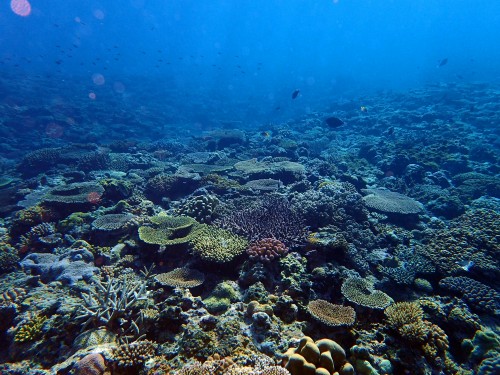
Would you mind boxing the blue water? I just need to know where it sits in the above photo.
[2,0,500,130]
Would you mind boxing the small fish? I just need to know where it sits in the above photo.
[437,58,448,68]
[360,106,368,112]
[386,126,395,136]
[291,89,300,99]
[261,131,271,137]
[325,116,344,128]
[455,260,474,271]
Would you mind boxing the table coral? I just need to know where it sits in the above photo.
[341,277,393,310]
[307,299,356,327]
[155,267,205,288]
[138,214,200,246]
[362,188,424,215]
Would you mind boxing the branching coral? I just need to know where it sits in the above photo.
[14,313,47,343]
[75,276,150,337]
[216,195,308,249]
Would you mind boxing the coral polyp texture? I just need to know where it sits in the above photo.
[189,225,248,263]
[282,336,354,375]
[138,214,200,245]
[341,277,393,309]
[362,188,424,215]
[307,300,356,327]
[215,195,308,248]
[247,238,289,262]
[155,267,205,288]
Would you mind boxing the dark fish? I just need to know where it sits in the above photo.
[325,116,344,127]
[437,58,448,67]
[291,89,300,99]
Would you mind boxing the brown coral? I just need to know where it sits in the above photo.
[307,300,356,327]
[155,267,205,288]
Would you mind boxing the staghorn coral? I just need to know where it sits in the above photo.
[341,277,393,310]
[75,276,149,335]
[111,339,157,367]
[307,300,356,327]
[362,188,424,215]
[439,276,499,313]
[155,267,205,288]
[216,195,308,249]
[247,238,289,262]
[189,225,248,263]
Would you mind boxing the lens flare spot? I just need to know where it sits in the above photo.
[93,9,105,20]
[87,191,102,204]
[11,0,31,17]
[45,123,64,138]
[113,81,126,93]
[92,73,105,85]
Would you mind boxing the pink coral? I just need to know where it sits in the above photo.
[247,238,288,262]
[73,353,106,375]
